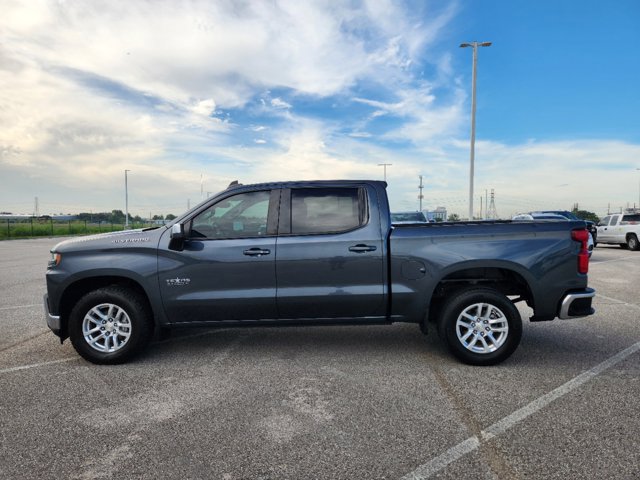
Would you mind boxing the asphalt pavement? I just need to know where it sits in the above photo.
[0,238,638,479]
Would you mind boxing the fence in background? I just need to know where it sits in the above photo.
[0,218,158,240]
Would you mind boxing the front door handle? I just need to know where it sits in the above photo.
[243,248,271,257]
[349,244,377,253]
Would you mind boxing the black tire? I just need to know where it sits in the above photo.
[69,287,153,364]
[620,243,629,249]
[438,287,522,366]
[627,234,640,251]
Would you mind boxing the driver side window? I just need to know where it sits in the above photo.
[190,190,271,239]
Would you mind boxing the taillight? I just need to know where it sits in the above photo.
[571,229,589,274]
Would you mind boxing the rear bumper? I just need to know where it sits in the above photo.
[43,294,62,336]
[558,288,596,319]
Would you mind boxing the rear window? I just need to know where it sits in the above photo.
[621,214,640,225]
[391,212,427,223]
[290,188,366,235]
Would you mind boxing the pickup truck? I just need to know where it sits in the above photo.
[44,180,595,366]
[596,213,640,250]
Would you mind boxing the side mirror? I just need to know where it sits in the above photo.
[169,223,185,251]
[170,223,185,240]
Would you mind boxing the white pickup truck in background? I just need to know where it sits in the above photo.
[596,213,640,250]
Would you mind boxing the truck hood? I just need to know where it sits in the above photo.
[51,227,165,253]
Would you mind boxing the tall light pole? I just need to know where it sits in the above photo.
[125,169,131,228]
[636,168,640,210]
[378,163,392,182]
[460,41,491,220]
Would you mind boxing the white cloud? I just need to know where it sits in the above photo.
[191,99,216,117]
[270,98,292,110]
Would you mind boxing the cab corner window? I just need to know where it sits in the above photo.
[191,190,271,239]
[291,187,366,235]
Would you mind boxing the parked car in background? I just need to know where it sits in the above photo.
[596,213,640,250]
[390,211,429,224]
[532,210,598,245]
[512,212,594,256]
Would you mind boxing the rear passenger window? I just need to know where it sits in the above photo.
[290,188,366,235]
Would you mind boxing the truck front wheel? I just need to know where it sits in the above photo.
[438,287,522,366]
[69,287,152,365]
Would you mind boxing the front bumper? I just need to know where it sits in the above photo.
[558,288,596,319]
[43,294,62,336]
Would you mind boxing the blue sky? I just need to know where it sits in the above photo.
[1,0,639,218]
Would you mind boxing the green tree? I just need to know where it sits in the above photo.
[447,213,460,222]
[109,210,126,223]
[572,208,599,224]
[165,214,177,221]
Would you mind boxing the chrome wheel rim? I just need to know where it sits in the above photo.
[82,303,132,353]
[456,302,509,354]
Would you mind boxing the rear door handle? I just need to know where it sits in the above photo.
[243,248,271,257]
[349,244,377,253]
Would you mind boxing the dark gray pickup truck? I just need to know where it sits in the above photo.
[45,180,595,366]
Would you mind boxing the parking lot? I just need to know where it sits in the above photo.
[1,238,638,479]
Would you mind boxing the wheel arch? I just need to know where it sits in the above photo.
[427,264,535,325]
[58,276,155,341]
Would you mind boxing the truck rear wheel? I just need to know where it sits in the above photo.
[627,234,640,251]
[69,287,152,364]
[438,287,522,366]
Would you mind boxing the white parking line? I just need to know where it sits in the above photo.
[401,340,640,480]
[0,304,41,311]
[0,357,76,374]
[591,256,640,265]
[595,294,640,310]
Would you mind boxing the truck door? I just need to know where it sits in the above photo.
[597,215,616,243]
[158,189,279,323]
[275,185,386,320]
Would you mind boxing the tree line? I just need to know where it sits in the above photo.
[76,210,177,224]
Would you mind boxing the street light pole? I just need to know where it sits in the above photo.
[125,169,131,228]
[378,163,392,182]
[637,168,640,210]
[460,41,491,220]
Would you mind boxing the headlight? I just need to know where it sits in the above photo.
[48,252,61,268]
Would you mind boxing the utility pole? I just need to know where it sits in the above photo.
[460,41,491,221]
[418,175,424,211]
[124,169,131,228]
[636,168,640,210]
[378,163,392,182]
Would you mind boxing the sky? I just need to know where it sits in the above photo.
[1,0,639,219]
